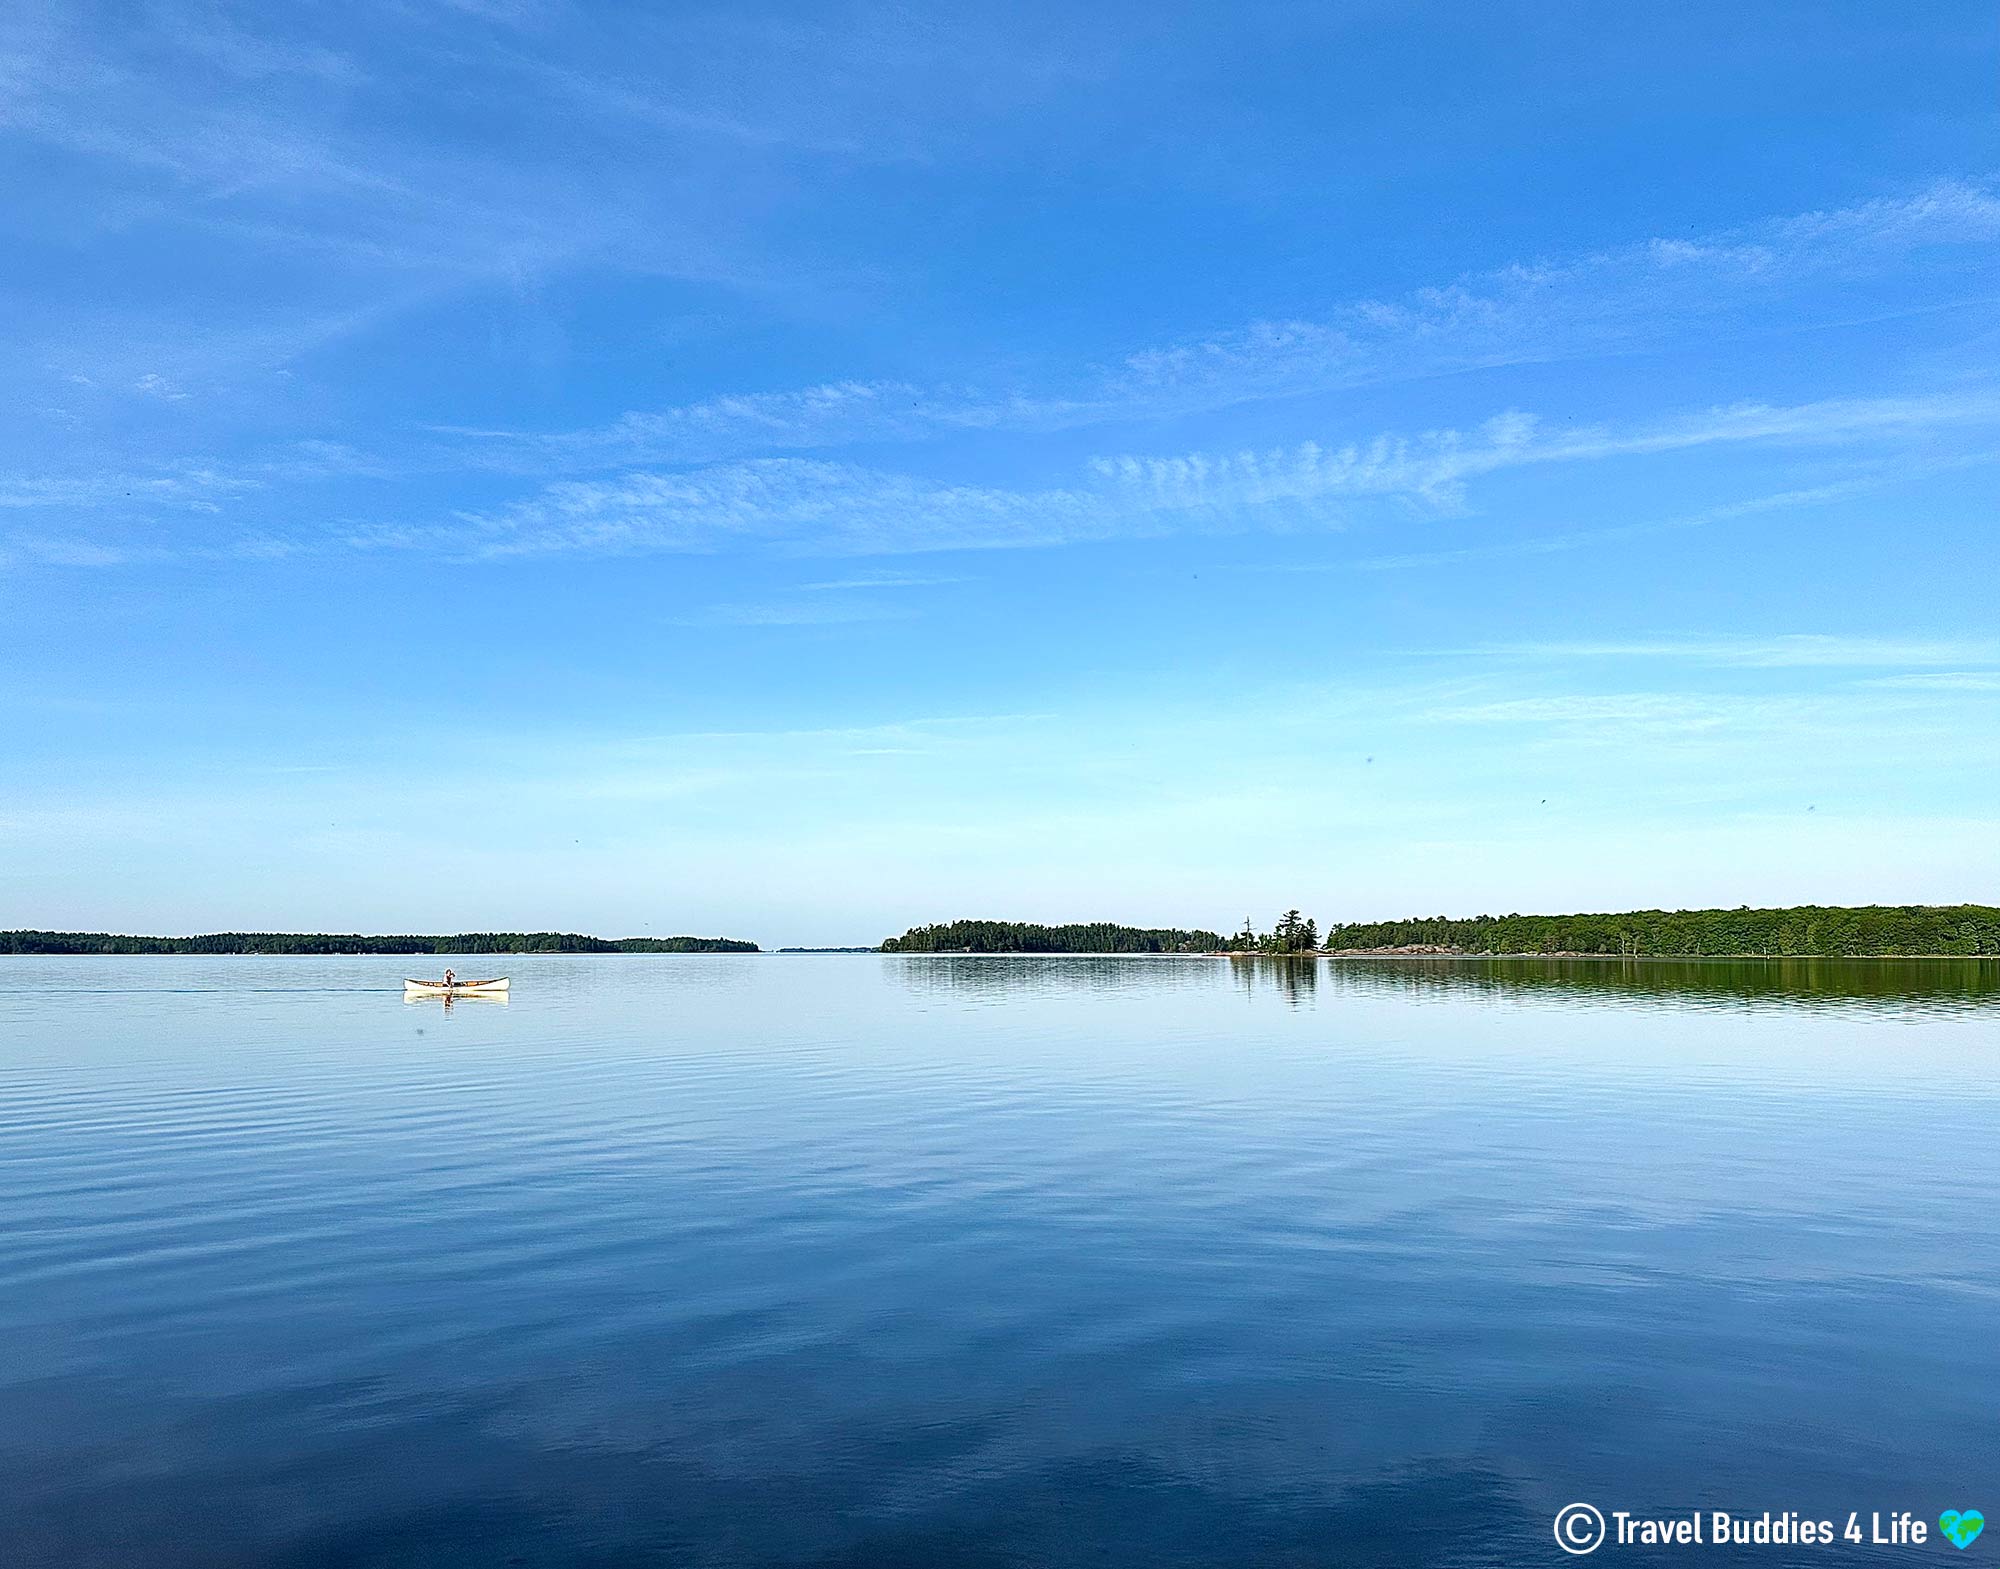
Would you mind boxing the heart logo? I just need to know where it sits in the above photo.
[1940,1511,1985,1550]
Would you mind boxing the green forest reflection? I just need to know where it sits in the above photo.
[889,953,2000,1015]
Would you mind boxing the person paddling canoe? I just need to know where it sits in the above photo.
[403,974,507,995]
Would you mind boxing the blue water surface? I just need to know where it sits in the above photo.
[1,955,1994,1567]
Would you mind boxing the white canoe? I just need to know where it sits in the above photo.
[404,977,510,995]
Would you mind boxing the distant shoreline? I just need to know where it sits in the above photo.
[0,930,759,956]
[12,902,1999,961]
[880,905,2000,959]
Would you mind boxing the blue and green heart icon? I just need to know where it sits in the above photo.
[1940,1511,1984,1550]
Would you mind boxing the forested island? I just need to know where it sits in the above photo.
[1322,903,2000,957]
[880,920,1225,953]
[880,904,2000,958]
[0,931,759,955]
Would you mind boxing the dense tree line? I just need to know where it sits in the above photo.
[0,931,759,955]
[1323,904,2000,957]
[880,920,1225,953]
[879,904,2000,958]
[610,936,759,953]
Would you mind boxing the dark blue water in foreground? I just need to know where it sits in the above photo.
[2,955,1995,1567]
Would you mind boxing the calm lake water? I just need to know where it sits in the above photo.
[2,955,1995,1567]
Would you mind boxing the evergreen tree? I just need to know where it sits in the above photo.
[1267,910,1316,954]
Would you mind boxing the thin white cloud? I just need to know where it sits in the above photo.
[662,568,966,626]
[449,181,2000,470]
[360,389,2000,560]
[1488,635,2000,669]
[1330,479,1881,573]
[131,372,191,401]
[0,465,256,510]
[8,162,1996,568]
[0,0,836,407]
[1425,694,1750,729]
[796,572,968,591]
[1857,672,2000,691]
[664,598,920,628]
[0,536,136,568]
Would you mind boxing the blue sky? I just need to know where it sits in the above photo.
[2,0,1996,944]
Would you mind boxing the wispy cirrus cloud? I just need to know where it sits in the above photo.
[1425,693,1762,730]
[131,372,192,402]
[0,465,257,511]
[441,182,2000,471]
[0,0,869,413]
[7,167,1996,574]
[796,571,968,591]
[0,437,391,517]
[1859,672,2000,691]
[664,566,965,627]
[0,536,138,569]
[1,0,1131,414]
[664,598,922,628]
[356,388,2000,560]
[1326,477,1887,574]
[1485,635,2000,669]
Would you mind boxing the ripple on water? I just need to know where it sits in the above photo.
[0,954,1996,1566]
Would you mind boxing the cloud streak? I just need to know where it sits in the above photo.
[357,389,2000,560]
[1485,635,2000,669]
[7,153,1995,579]
[446,182,2000,471]
[663,598,922,628]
